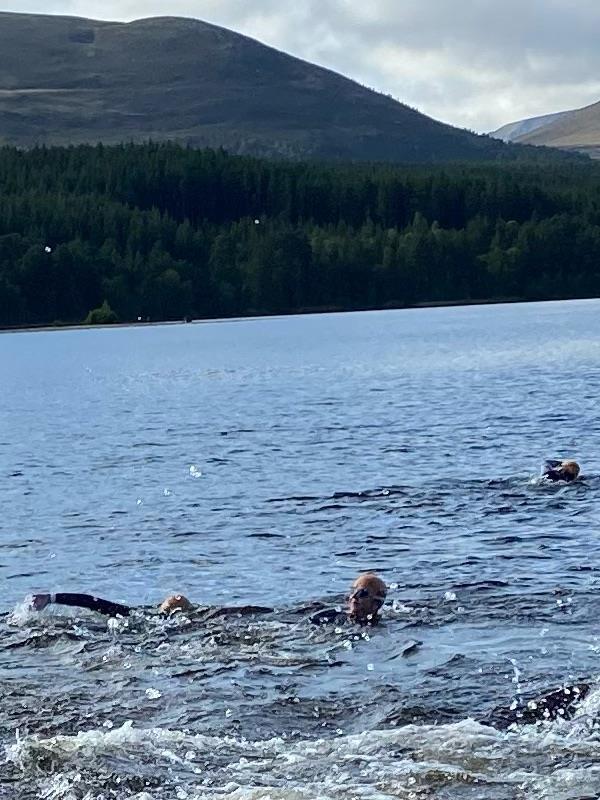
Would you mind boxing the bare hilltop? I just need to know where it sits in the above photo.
[0,11,556,162]
[493,101,600,159]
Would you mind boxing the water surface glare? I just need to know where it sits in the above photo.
[2,300,600,799]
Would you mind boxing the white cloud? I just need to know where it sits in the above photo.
[5,0,600,131]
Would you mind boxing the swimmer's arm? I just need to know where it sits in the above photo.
[544,469,562,481]
[30,592,131,617]
[542,461,563,481]
[309,608,347,625]
[544,460,562,471]
[542,460,563,479]
[202,605,274,621]
[490,682,589,728]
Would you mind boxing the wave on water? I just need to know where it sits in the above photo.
[6,598,38,627]
[265,474,596,520]
[8,716,600,800]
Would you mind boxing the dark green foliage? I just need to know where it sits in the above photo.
[84,300,118,325]
[1,142,600,327]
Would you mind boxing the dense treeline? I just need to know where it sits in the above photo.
[1,142,600,326]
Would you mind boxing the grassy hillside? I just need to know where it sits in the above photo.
[0,11,566,163]
[492,110,571,143]
[515,100,600,158]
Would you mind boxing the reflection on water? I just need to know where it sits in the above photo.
[2,300,600,798]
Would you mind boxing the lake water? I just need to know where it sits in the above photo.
[2,300,600,799]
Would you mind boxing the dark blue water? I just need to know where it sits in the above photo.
[2,300,600,799]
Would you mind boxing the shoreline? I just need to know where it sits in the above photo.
[1,294,597,334]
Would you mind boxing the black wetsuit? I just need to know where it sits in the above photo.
[543,460,577,482]
[489,683,590,729]
[308,608,386,626]
[47,593,273,619]
[46,594,384,627]
[53,593,132,617]
[309,608,348,626]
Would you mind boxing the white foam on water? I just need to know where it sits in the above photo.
[8,721,256,772]
[565,681,600,736]
[9,716,600,799]
[38,772,82,800]
[7,598,38,627]
[107,615,130,635]
[575,682,600,715]
[8,597,106,633]
[518,765,600,800]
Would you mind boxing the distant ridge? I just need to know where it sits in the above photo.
[492,100,600,159]
[492,110,572,142]
[0,11,573,163]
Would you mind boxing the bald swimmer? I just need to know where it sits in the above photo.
[29,573,387,626]
[310,573,387,626]
[542,459,580,483]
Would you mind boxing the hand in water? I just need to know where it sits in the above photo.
[30,593,51,611]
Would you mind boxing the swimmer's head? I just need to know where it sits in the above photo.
[560,461,580,481]
[543,459,581,482]
[347,573,387,624]
[159,594,193,615]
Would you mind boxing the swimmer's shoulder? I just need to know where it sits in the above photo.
[309,608,348,626]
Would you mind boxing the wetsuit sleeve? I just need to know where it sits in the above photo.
[544,460,562,471]
[309,608,347,625]
[542,459,568,481]
[543,460,563,480]
[490,683,589,729]
[202,605,274,621]
[544,469,562,481]
[53,593,131,617]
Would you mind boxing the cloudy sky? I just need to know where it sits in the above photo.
[5,0,600,132]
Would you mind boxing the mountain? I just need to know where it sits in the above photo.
[492,110,572,142]
[0,11,566,163]
[492,101,600,158]
[515,101,600,158]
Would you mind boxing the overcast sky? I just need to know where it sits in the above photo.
[5,0,600,132]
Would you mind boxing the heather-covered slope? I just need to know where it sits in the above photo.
[0,11,546,162]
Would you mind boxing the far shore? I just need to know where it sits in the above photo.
[1,294,596,335]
